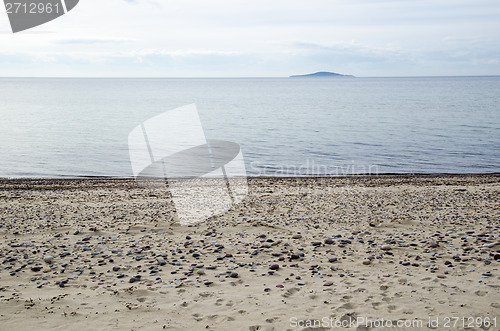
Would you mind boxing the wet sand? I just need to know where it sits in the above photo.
[0,175,499,330]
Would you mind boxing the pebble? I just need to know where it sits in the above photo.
[292,234,302,239]
[269,264,280,270]
[43,256,54,264]
[362,260,371,265]
[129,276,141,283]
[381,245,392,250]
[229,272,238,278]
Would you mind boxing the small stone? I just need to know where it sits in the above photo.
[292,234,302,239]
[328,257,338,263]
[129,277,141,283]
[482,272,492,277]
[229,272,238,278]
[31,266,42,272]
[290,254,300,260]
[196,269,205,275]
[324,239,334,245]
[73,230,80,235]
[204,281,213,286]
[362,260,371,265]
[112,266,120,272]
[323,282,333,286]
[381,245,392,250]
[43,256,54,264]
[276,284,284,288]
[269,264,279,270]
[494,254,500,261]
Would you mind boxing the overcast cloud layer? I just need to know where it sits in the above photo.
[1,0,499,77]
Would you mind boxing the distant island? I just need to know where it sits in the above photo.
[290,71,354,78]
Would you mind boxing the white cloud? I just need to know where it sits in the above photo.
[1,0,499,76]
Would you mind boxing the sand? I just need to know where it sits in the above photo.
[0,175,499,330]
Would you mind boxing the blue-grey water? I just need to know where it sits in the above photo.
[0,77,499,177]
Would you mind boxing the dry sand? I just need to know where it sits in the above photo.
[0,175,499,330]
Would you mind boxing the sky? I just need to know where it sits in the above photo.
[1,0,499,77]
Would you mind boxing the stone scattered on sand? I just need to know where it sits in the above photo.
[0,176,498,329]
[43,256,54,264]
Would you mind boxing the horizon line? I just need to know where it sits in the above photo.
[1,74,500,79]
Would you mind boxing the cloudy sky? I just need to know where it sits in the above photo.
[1,0,499,77]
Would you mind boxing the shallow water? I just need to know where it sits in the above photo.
[0,76,499,177]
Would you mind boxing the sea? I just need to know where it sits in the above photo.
[0,76,499,178]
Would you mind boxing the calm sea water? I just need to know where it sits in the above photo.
[0,77,499,177]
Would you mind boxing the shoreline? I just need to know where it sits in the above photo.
[0,172,499,181]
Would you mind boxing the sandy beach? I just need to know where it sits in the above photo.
[0,175,499,330]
